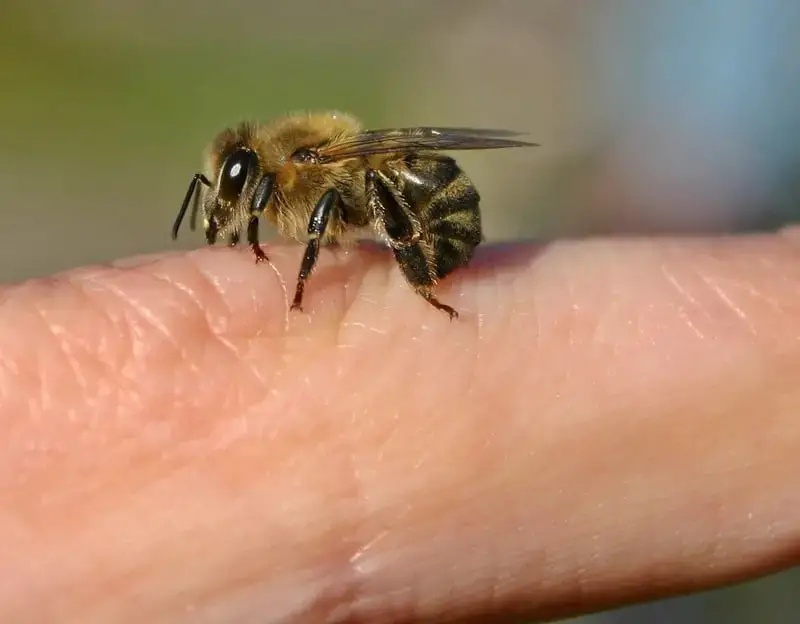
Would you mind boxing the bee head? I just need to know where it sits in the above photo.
[202,147,260,243]
[172,134,275,245]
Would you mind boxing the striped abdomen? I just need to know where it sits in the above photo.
[391,154,483,279]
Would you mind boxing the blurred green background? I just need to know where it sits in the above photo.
[0,1,797,621]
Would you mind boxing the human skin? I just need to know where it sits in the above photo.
[0,231,798,623]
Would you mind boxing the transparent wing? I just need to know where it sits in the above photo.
[316,126,537,162]
[362,126,529,138]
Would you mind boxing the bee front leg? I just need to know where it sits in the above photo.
[366,170,458,320]
[247,173,276,264]
[228,230,240,247]
[246,216,269,263]
[291,188,339,312]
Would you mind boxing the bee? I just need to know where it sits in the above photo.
[171,111,536,319]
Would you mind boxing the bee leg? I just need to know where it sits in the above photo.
[366,170,459,320]
[227,230,240,247]
[246,173,276,264]
[290,188,339,311]
[246,216,269,263]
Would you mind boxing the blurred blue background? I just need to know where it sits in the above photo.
[0,1,797,621]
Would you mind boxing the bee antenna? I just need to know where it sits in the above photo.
[172,173,211,240]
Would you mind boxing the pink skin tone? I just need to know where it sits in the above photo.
[0,231,799,623]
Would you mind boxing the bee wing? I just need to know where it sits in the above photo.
[316,127,538,162]
[362,126,530,138]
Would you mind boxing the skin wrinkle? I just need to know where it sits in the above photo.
[150,256,283,420]
[34,293,95,397]
[29,295,76,418]
[51,288,129,411]
[329,248,379,322]
[659,263,709,317]
[91,275,191,376]
[701,246,798,350]
[323,246,380,346]
[278,247,381,354]
[153,258,280,402]
[73,276,137,382]
[356,245,401,317]
[76,272,196,421]
[741,279,786,318]
[172,257,251,338]
[699,272,758,335]
[32,256,260,470]
[149,264,225,333]
[699,243,798,342]
[659,264,708,341]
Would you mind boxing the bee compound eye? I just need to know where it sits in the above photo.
[218,148,258,201]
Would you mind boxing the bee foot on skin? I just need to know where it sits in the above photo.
[422,294,459,320]
[251,248,270,264]
[435,304,459,320]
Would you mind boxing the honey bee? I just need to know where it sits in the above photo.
[171,111,536,319]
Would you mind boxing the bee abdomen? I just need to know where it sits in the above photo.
[423,171,483,280]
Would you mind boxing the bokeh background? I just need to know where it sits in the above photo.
[1,0,798,621]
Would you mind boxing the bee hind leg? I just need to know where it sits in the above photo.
[393,247,459,320]
[366,170,459,320]
[290,188,340,312]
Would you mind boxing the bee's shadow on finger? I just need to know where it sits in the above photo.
[458,239,554,278]
[316,238,554,286]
